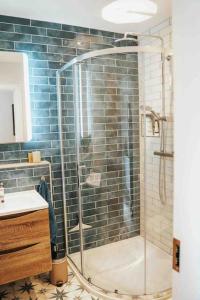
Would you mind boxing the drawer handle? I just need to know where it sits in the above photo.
[0,210,42,221]
[0,243,38,256]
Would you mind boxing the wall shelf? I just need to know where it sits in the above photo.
[0,160,50,170]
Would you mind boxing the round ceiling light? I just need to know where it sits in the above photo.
[102,0,158,24]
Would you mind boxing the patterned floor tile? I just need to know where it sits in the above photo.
[0,272,100,300]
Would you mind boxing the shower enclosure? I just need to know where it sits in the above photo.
[57,35,173,299]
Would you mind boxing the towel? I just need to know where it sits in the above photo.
[37,180,57,258]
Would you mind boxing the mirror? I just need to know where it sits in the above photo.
[0,51,32,144]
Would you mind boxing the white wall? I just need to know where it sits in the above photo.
[173,1,200,299]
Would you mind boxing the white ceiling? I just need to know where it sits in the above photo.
[0,0,171,33]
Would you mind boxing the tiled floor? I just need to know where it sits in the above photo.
[0,272,173,300]
[0,272,98,300]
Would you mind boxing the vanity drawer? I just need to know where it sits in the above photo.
[0,242,52,285]
[0,209,50,251]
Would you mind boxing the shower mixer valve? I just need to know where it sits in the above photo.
[140,105,167,135]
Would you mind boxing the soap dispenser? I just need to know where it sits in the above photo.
[0,182,5,204]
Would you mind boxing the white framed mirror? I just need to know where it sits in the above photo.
[0,52,32,144]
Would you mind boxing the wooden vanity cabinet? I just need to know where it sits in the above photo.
[0,208,52,285]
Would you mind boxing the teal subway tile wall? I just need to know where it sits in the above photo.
[0,15,140,255]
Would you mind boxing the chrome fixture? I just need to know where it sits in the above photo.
[114,32,164,48]
[154,151,174,158]
[114,33,138,44]
[140,105,167,136]
[140,105,167,121]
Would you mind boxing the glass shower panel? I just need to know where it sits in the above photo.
[141,50,173,295]
[75,53,145,296]
[59,67,83,273]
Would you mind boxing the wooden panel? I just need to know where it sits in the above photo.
[173,238,180,272]
[0,242,52,285]
[0,209,50,251]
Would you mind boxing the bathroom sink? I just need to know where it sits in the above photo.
[0,190,48,217]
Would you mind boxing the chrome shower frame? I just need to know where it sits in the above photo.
[56,33,171,299]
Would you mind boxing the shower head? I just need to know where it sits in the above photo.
[114,37,138,44]
[114,32,138,45]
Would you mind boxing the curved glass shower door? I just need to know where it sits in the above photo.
[71,53,145,296]
[57,43,173,299]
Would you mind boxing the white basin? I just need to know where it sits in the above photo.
[0,190,48,217]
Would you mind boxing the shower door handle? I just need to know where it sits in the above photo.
[77,165,87,187]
